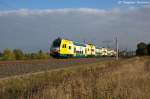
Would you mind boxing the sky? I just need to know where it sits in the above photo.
[0,0,150,52]
[0,0,117,9]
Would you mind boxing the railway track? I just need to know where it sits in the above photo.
[0,58,115,78]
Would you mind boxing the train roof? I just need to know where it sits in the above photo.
[73,41,86,47]
[62,38,94,47]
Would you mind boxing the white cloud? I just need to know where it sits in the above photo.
[0,8,106,16]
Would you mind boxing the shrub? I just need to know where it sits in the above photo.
[136,42,148,56]
[37,50,49,59]
[3,48,15,60]
[0,52,3,60]
[30,53,38,59]
[13,49,24,60]
[147,43,150,55]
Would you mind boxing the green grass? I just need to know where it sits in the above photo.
[0,57,150,99]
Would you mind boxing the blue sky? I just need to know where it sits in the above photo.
[0,0,117,10]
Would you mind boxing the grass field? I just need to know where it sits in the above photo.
[0,57,150,99]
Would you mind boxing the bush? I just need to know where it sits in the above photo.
[0,52,2,57]
[37,50,49,59]
[13,49,24,60]
[3,48,15,60]
[24,53,31,60]
[147,43,150,55]
[30,53,38,59]
[1,49,50,60]
[136,42,148,56]
[0,52,3,60]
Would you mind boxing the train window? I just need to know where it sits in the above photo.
[74,48,76,53]
[62,44,65,48]
[62,44,66,48]
[69,46,71,50]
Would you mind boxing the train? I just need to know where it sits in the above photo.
[50,37,116,58]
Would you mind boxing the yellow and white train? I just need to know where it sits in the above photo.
[50,37,116,58]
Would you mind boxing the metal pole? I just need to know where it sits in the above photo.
[116,34,119,60]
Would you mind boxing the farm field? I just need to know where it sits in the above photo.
[0,57,150,99]
[0,57,114,78]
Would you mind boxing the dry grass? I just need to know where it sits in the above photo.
[0,58,111,78]
[0,57,150,99]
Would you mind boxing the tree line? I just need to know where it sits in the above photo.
[0,48,50,60]
[0,42,149,61]
[136,42,150,56]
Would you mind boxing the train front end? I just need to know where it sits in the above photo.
[50,38,62,58]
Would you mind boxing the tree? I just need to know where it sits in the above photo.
[24,53,31,60]
[147,43,150,55]
[30,53,38,59]
[136,42,148,56]
[52,37,62,47]
[0,52,3,60]
[13,49,24,60]
[37,50,48,59]
[3,48,15,60]
[0,52,3,57]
